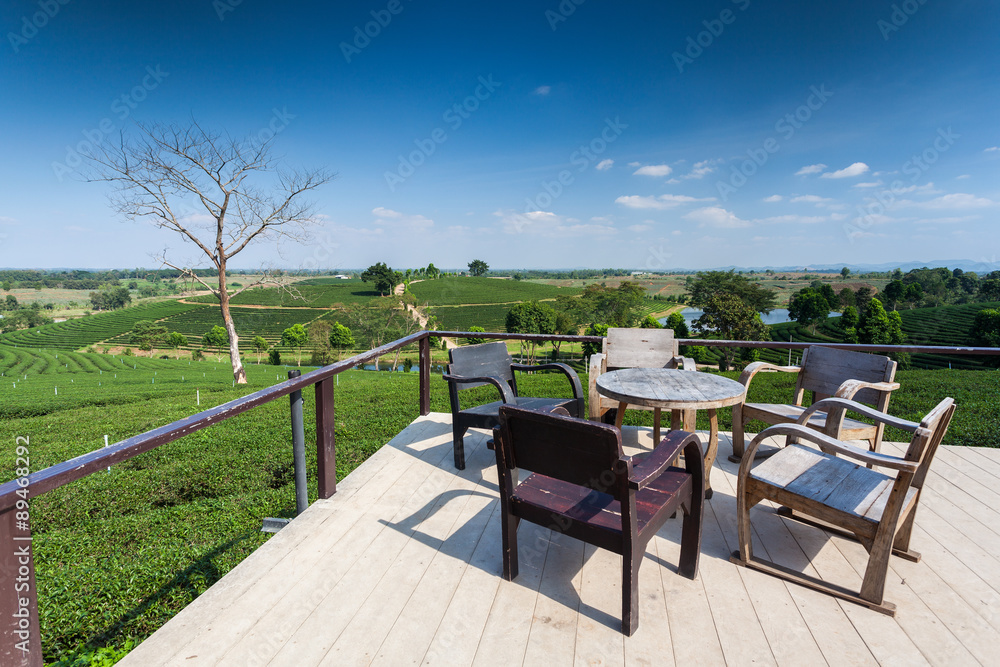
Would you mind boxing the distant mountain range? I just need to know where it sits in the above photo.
[641,259,1000,275]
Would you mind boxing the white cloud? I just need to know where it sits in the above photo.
[627,161,641,167]
[821,162,870,179]
[0,216,17,225]
[595,159,614,171]
[853,181,883,188]
[985,146,999,152]
[956,174,971,179]
[534,85,551,96]
[756,215,826,225]
[615,194,713,210]
[627,223,652,233]
[790,195,833,204]
[633,164,672,177]
[495,209,615,237]
[679,159,717,180]
[763,195,783,202]
[911,193,996,210]
[372,207,434,230]
[795,163,827,176]
[683,206,751,229]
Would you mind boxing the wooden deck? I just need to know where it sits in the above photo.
[119,413,1000,666]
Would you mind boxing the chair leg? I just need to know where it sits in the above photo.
[891,510,921,562]
[501,511,520,580]
[735,483,754,563]
[678,499,701,579]
[452,424,468,470]
[859,542,893,609]
[729,404,746,463]
[622,547,643,636]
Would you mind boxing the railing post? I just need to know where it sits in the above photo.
[419,334,431,416]
[315,377,336,499]
[0,505,41,667]
[287,370,308,516]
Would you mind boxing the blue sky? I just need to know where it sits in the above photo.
[1,0,998,271]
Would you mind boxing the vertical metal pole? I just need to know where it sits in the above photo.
[419,335,431,416]
[0,505,41,667]
[288,370,308,516]
[315,377,336,499]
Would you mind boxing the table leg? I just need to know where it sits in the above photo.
[614,401,627,430]
[704,408,718,499]
[670,409,681,431]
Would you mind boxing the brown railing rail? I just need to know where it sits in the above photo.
[3,329,998,664]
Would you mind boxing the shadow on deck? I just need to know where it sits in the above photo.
[119,414,1000,666]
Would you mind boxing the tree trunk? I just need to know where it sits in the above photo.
[218,267,247,384]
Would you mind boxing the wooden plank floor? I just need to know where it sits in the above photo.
[119,413,1000,667]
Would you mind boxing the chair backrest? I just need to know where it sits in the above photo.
[604,327,678,370]
[447,342,514,390]
[904,397,956,490]
[496,405,626,499]
[797,346,896,406]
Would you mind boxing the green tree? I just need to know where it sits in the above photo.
[640,314,661,329]
[582,322,610,359]
[329,322,356,360]
[281,323,309,366]
[665,312,690,339]
[883,280,905,310]
[1,281,10,292]
[841,267,851,280]
[685,270,777,314]
[467,259,489,277]
[505,300,557,364]
[788,290,830,333]
[308,320,333,365]
[838,287,856,309]
[252,336,269,364]
[857,299,905,345]
[838,305,859,343]
[978,279,1000,302]
[693,293,770,369]
[466,325,487,345]
[130,320,168,356]
[3,295,16,311]
[203,325,229,362]
[360,262,402,295]
[971,308,1000,347]
[167,331,188,359]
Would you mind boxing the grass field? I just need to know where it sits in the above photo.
[187,280,381,308]
[409,276,580,305]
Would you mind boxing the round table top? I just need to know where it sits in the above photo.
[596,368,746,410]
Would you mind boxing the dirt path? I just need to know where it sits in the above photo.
[405,302,456,349]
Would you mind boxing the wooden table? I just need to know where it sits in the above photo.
[595,368,746,498]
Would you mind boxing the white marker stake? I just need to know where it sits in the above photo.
[197,390,200,406]
[54,387,57,395]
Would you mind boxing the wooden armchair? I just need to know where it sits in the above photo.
[730,345,899,462]
[493,404,704,635]
[731,396,955,615]
[588,327,695,442]
[443,342,584,470]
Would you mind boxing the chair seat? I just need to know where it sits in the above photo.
[511,467,692,542]
[744,403,878,435]
[750,444,917,523]
[462,397,581,422]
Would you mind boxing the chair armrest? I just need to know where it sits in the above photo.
[741,423,919,476]
[834,379,901,400]
[797,397,919,434]
[737,361,800,388]
[442,373,516,404]
[667,355,697,371]
[511,362,584,399]
[629,431,704,490]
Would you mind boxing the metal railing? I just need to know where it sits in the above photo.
[2,329,998,665]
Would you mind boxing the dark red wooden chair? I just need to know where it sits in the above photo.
[492,404,704,635]
[444,341,584,470]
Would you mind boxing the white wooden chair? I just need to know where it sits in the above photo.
[731,396,956,616]
[731,346,898,462]
[587,327,695,442]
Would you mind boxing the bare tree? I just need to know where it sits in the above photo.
[85,121,333,383]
